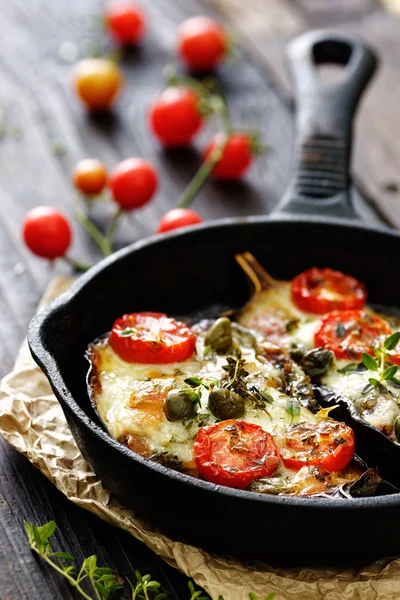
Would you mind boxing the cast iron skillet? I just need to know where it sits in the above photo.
[28,30,400,566]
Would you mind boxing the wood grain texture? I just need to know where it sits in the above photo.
[211,0,400,226]
[0,0,393,598]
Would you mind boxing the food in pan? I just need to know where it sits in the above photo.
[237,253,400,442]
[89,313,377,498]
[87,255,400,497]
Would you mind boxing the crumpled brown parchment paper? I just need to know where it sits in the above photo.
[1,277,400,600]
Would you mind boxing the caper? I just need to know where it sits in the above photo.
[164,389,197,421]
[204,317,232,354]
[208,388,245,420]
[231,322,257,349]
[300,348,334,381]
[395,416,400,443]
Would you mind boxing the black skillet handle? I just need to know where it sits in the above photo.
[275,30,377,219]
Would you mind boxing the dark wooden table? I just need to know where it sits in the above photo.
[1,0,400,598]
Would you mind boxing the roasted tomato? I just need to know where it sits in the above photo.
[291,267,367,314]
[110,312,196,363]
[194,420,280,489]
[279,421,355,473]
[314,309,391,360]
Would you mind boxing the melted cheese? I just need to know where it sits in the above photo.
[237,275,400,440]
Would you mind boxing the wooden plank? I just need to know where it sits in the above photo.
[211,0,400,227]
[0,0,390,597]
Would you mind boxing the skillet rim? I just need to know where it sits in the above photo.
[28,213,400,511]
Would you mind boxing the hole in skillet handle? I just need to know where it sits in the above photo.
[315,386,400,495]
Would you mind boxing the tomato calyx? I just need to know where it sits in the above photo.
[278,420,355,473]
[292,268,367,314]
[315,310,391,360]
[194,419,280,489]
[110,312,196,364]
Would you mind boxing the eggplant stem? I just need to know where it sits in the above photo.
[235,252,278,292]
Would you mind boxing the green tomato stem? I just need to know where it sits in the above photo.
[176,137,227,209]
[75,210,111,257]
[105,207,123,251]
[61,255,91,272]
[32,549,93,600]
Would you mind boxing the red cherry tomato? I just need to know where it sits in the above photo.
[314,310,391,360]
[157,208,203,233]
[194,420,280,489]
[109,158,158,210]
[177,16,227,71]
[73,58,123,111]
[203,133,253,180]
[72,159,108,195]
[105,2,145,45]
[110,312,196,363]
[22,207,72,259]
[278,421,355,473]
[291,267,367,315]
[149,87,204,147]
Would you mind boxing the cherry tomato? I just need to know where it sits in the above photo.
[177,16,227,71]
[149,87,203,147]
[22,207,72,259]
[314,310,391,360]
[109,158,158,210]
[105,2,145,45]
[110,312,196,363]
[72,159,108,195]
[203,133,253,180]
[278,420,355,473]
[194,420,279,489]
[73,58,123,111]
[291,267,367,314]
[157,208,203,233]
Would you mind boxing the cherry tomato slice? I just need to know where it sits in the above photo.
[110,312,196,364]
[194,420,280,489]
[291,267,367,314]
[279,420,355,472]
[314,309,391,360]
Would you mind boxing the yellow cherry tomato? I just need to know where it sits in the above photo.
[73,58,123,110]
[72,158,108,195]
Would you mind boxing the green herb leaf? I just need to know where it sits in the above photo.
[120,328,135,337]
[286,400,300,423]
[184,376,203,387]
[203,344,212,357]
[384,331,400,351]
[52,551,75,561]
[381,365,398,381]
[338,363,367,374]
[362,353,378,371]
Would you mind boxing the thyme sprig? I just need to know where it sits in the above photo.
[25,519,276,600]
[221,354,273,414]
[337,332,400,395]
[24,521,121,600]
